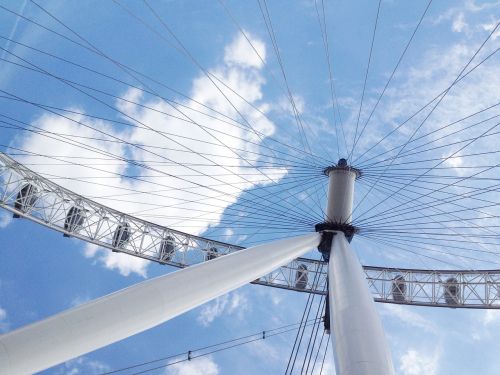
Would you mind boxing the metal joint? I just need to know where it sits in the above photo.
[322,160,361,179]
[315,222,357,245]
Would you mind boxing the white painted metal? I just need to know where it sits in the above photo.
[329,231,395,375]
[325,168,357,223]
[253,259,500,309]
[324,162,394,374]
[0,152,245,266]
[4,152,500,308]
[0,233,320,375]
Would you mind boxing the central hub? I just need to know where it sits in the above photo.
[323,158,360,224]
[316,158,361,259]
[322,158,361,178]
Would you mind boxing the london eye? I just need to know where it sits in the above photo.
[0,1,499,374]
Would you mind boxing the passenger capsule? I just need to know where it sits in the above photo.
[391,275,407,302]
[63,206,85,237]
[112,222,131,250]
[295,264,308,289]
[160,235,175,262]
[206,247,218,261]
[444,277,460,305]
[13,183,38,218]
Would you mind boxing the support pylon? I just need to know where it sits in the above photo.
[0,233,320,374]
[321,159,395,375]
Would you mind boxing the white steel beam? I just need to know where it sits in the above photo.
[0,233,320,375]
[329,231,395,375]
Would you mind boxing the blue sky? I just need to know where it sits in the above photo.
[0,0,500,374]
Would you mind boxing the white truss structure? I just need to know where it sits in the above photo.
[2,152,500,309]
[365,266,500,309]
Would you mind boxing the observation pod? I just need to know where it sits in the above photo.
[160,235,175,262]
[112,222,131,250]
[392,275,407,302]
[295,264,308,289]
[63,206,85,237]
[13,183,38,218]
[444,277,461,305]
[206,246,218,261]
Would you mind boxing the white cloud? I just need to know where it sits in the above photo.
[11,32,284,277]
[223,228,234,240]
[0,307,9,332]
[197,291,249,327]
[433,1,500,30]
[481,18,500,40]
[380,304,437,334]
[483,309,500,325]
[0,0,32,87]
[443,154,464,169]
[116,87,145,119]
[70,294,92,308]
[224,31,266,69]
[0,281,9,333]
[0,211,11,228]
[471,309,500,341]
[274,94,306,117]
[346,15,500,268]
[14,108,130,198]
[310,351,334,375]
[452,12,469,33]
[57,356,109,375]
[465,0,500,12]
[83,243,150,278]
[399,349,440,375]
[0,1,28,62]
[268,290,283,306]
[245,339,280,364]
[165,356,219,375]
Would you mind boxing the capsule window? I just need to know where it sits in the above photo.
[444,277,460,305]
[391,275,406,302]
[112,222,131,249]
[63,206,85,237]
[295,264,308,289]
[160,235,175,262]
[206,247,218,261]
[13,183,38,218]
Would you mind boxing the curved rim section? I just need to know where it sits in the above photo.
[3,151,500,309]
[0,151,244,266]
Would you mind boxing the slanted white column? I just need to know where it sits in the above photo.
[0,233,320,375]
[328,232,395,375]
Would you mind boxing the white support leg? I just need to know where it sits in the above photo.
[0,233,320,375]
[328,231,395,375]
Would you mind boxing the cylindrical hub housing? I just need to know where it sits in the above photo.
[325,166,359,224]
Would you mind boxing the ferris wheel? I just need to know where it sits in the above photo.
[0,0,499,374]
